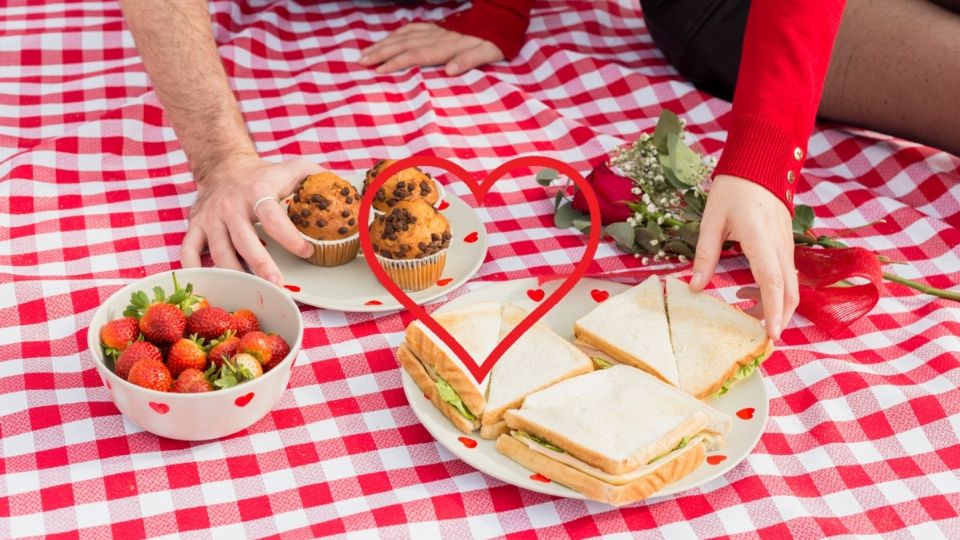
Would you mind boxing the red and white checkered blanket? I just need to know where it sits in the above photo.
[2,1,959,537]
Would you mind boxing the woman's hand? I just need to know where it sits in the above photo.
[359,22,503,75]
[690,175,799,340]
[181,156,321,284]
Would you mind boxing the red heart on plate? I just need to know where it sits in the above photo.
[436,277,454,286]
[458,436,478,449]
[365,300,383,306]
[359,156,601,384]
[149,402,169,414]
[706,455,727,465]
[736,407,755,420]
[590,289,609,302]
[235,393,254,407]
[462,231,479,244]
[526,288,545,302]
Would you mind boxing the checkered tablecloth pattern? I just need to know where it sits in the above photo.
[2,0,959,537]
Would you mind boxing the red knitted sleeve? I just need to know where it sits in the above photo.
[712,0,846,214]
[438,0,533,60]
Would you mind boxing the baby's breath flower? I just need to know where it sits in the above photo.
[641,257,650,265]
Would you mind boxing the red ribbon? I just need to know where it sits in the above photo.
[526,246,883,337]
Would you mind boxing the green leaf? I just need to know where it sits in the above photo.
[652,109,682,154]
[667,132,702,186]
[553,190,564,212]
[665,240,695,258]
[679,221,701,248]
[572,219,591,233]
[554,202,584,229]
[591,356,614,369]
[604,222,635,250]
[683,190,705,216]
[536,168,559,186]
[792,204,815,235]
[152,286,166,303]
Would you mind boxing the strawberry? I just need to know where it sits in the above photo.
[172,368,214,393]
[186,307,236,341]
[232,309,260,337]
[124,273,203,344]
[263,334,291,372]
[127,359,173,392]
[237,331,272,366]
[138,303,186,344]
[209,353,262,389]
[166,335,208,378]
[233,353,264,379]
[115,341,162,380]
[100,317,140,359]
[207,332,239,369]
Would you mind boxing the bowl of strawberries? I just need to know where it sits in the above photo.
[88,268,303,440]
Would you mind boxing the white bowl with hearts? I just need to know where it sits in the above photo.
[87,268,304,441]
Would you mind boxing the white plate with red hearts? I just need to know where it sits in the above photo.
[258,178,487,313]
[400,277,769,504]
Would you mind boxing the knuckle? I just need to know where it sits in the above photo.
[762,273,785,290]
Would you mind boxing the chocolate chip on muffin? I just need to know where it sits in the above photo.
[362,159,441,212]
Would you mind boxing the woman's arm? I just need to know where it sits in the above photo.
[692,0,847,339]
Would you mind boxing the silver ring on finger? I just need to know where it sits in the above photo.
[252,195,279,218]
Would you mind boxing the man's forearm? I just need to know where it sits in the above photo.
[120,0,257,181]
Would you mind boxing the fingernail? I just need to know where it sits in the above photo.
[446,63,460,75]
[770,321,782,339]
[690,272,703,289]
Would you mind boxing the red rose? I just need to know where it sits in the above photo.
[572,162,635,225]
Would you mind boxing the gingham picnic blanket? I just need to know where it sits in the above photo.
[2,1,959,538]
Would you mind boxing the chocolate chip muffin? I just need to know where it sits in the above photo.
[369,199,451,291]
[363,159,441,212]
[287,172,361,266]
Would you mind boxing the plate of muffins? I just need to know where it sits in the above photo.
[257,159,488,312]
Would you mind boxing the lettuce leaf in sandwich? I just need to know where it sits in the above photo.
[435,377,477,421]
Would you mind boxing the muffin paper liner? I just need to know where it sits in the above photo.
[374,249,447,292]
[302,232,360,267]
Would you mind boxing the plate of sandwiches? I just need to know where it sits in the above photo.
[398,275,773,506]
[259,160,488,313]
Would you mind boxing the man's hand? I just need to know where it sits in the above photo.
[359,22,503,75]
[690,175,799,340]
[181,157,319,284]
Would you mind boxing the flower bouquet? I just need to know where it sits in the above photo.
[539,110,958,333]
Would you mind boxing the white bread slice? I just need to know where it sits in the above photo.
[503,365,731,476]
[396,344,478,434]
[573,276,679,385]
[480,304,593,436]
[405,302,502,416]
[665,277,774,399]
[497,431,707,506]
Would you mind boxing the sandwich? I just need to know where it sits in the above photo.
[496,364,731,506]
[480,304,593,438]
[400,302,593,437]
[573,275,678,385]
[400,302,501,434]
[574,275,773,399]
[664,277,773,398]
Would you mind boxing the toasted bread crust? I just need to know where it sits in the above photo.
[405,322,487,415]
[573,325,674,385]
[694,339,774,400]
[479,360,593,428]
[496,434,706,506]
[480,420,510,440]
[397,343,478,434]
[503,409,708,476]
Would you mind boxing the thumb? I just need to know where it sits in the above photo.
[445,43,503,76]
[690,214,724,291]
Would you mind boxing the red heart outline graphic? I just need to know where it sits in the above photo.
[359,156,601,384]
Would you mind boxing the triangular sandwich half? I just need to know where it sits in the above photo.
[497,364,731,506]
[401,302,502,434]
[480,304,594,439]
[665,277,774,399]
[573,275,679,385]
